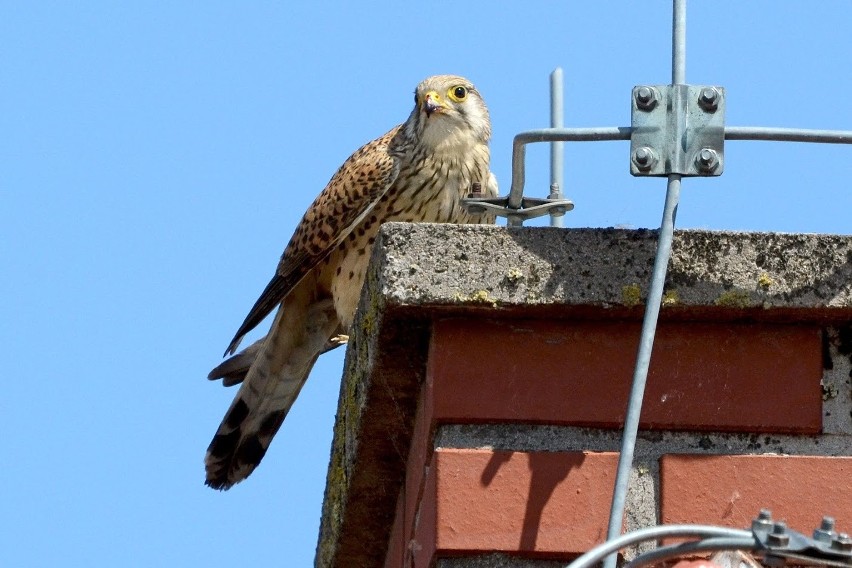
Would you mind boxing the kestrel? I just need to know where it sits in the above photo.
[205,74,497,489]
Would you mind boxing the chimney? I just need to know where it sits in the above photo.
[316,223,852,567]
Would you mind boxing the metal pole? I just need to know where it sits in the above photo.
[508,127,630,217]
[726,126,852,144]
[672,0,686,84]
[602,176,681,567]
[602,2,686,566]
[550,67,565,227]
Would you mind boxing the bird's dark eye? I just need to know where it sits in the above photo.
[448,85,468,102]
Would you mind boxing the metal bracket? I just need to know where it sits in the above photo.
[630,84,726,177]
[462,195,574,226]
[751,510,852,567]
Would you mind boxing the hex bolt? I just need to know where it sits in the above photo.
[548,182,561,200]
[695,148,720,173]
[632,146,657,171]
[831,533,852,552]
[814,516,837,543]
[767,522,790,547]
[467,182,483,198]
[752,509,774,532]
[635,86,658,111]
[698,87,720,112]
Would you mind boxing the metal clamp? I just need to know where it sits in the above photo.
[462,195,574,226]
[751,509,852,567]
[630,84,726,177]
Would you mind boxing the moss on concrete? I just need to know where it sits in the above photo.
[622,283,643,307]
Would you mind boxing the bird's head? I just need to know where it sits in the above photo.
[404,75,491,150]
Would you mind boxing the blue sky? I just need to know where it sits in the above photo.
[3,2,851,566]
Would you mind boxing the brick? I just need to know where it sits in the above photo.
[404,382,437,567]
[385,491,406,568]
[412,448,618,564]
[428,319,822,433]
[414,458,438,568]
[672,561,722,568]
[660,454,852,531]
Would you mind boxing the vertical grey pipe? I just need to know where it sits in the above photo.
[672,0,686,84]
[507,140,526,227]
[550,67,565,228]
[602,2,686,567]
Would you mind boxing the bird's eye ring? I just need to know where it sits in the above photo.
[448,85,468,102]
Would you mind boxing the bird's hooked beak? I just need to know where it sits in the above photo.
[421,90,448,117]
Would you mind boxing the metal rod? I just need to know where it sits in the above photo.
[501,123,850,226]
[508,127,631,214]
[516,127,632,143]
[549,68,565,227]
[506,125,852,147]
[602,176,682,568]
[672,0,686,84]
[567,524,753,568]
[726,126,852,144]
[603,3,686,567]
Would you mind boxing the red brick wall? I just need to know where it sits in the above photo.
[385,318,851,567]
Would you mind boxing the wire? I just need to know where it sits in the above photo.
[568,525,753,568]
